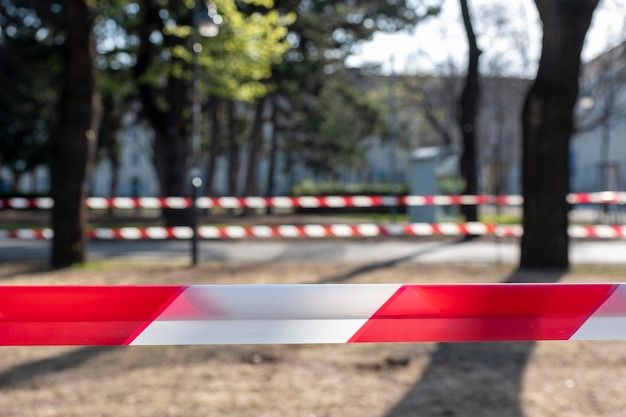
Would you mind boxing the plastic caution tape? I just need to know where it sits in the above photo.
[2,224,626,240]
[2,192,624,209]
[0,283,624,346]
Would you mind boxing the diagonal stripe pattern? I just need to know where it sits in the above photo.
[0,284,624,346]
[2,192,625,209]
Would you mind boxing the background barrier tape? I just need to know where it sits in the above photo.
[0,283,624,346]
[1,224,625,240]
[1,192,625,209]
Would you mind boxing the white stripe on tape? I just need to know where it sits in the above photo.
[244,197,267,208]
[9,198,28,209]
[87,197,108,209]
[218,197,240,209]
[130,284,402,345]
[270,197,293,208]
[303,225,327,238]
[571,285,626,340]
[297,196,320,208]
[36,198,54,209]
[196,197,213,209]
[139,197,161,209]
[172,227,193,239]
[251,225,274,238]
[120,228,142,240]
[113,198,135,209]
[165,197,188,209]
[277,225,300,238]
[325,196,347,208]
[357,224,380,237]
[146,227,168,239]
[351,196,374,207]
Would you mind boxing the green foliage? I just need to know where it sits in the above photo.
[291,180,408,197]
[0,1,61,184]
[135,0,295,103]
[287,73,385,177]
[268,0,439,181]
[199,1,295,101]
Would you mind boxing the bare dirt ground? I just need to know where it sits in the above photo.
[0,260,625,417]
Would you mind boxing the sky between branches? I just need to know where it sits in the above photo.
[348,0,626,77]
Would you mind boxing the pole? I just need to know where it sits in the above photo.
[190,0,201,266]
[191,176,202,266]
[192,0,201,162]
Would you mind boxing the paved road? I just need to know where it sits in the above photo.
[1,238,625,265]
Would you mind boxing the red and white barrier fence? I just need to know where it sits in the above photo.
[2,192,625,210]
[1,283,625,345]
[2,223,625,240]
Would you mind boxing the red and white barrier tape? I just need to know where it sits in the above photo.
[1,224,625,240]
[2,192,625,210]
[0,283,624,345]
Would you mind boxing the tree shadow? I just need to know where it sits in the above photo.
[0,260,51,280]
[0,346,120,389]
[383,268,566,417]
[315,239,465,284]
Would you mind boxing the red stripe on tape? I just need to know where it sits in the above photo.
[0,286,183,345]
[349,283,617,343]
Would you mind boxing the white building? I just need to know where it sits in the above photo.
[91,120,159,197]
[3,43,624,199]
[572,42,626,193]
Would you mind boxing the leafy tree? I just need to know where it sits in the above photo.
[93,1,141,204]
[262,0,439,190]
[520,0,599,269]
[131,0,293,224]
[0,0,60,192]
[286,73,384,181]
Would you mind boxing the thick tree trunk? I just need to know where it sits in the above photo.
[520,0,599,269]
[51,0,100,268]
[458,0,480,223]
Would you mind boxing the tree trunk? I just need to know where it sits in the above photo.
[205,96,220,196]
[153,121,189,226]
[107,147,120,218]
[99,94,121,217]
[266,96,279,213]
[227,100,240,196]
[11,168,23,191]
[133,0,190,226]
[51,0,100,268]
[458,0,480,223]
[520,0,599,269]
[244,97,266,196]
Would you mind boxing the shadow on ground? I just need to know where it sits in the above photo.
[0,346,120,389]
[0,249,565,417]
[382,268,566,417]
[315,239,464,284]
[310,242,564,417]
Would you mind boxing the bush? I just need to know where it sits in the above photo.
[289,181,408,214]
[290,181,408,197]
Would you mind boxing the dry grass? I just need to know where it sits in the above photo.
[0,260,625,417]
